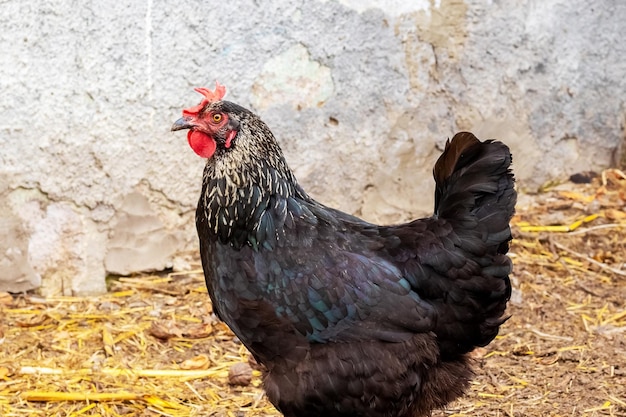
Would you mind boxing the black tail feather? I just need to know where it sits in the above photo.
[432,132,516,352]
[433,132,516,255]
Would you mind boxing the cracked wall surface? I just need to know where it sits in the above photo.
[1,0,624,294]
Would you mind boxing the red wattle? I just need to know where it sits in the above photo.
[187,131,216,158]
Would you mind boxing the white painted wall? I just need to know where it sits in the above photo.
[1,0,624,294]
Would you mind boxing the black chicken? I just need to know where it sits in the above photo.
[172,83,516,417]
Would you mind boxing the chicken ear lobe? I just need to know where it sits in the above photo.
[225,129,237,149]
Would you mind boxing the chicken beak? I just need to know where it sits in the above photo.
[171,117,195,131]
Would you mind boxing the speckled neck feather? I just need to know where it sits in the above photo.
[198,102,308,250]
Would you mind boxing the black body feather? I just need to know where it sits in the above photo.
[189,102,516,417]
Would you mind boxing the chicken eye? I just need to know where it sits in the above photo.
[212,113,223,123]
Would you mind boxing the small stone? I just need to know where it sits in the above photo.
[228,362,253,386]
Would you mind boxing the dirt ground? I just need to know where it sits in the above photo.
[0,170,625,416]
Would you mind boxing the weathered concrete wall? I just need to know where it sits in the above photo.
[1,0,624,294]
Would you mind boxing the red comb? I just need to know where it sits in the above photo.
[182,81,227,117]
